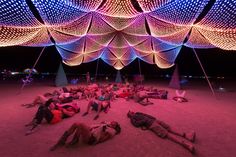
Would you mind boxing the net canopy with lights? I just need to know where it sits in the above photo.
[0,0,235,70]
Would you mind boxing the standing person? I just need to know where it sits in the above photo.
[127,111,196,153]
[86,72,90,85]
[50,121,121,151]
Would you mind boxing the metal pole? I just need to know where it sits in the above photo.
[192,48,215,97]
[138,58,142,76]
[32,47,46,69]
[20,47,46,92]
[138,58,143,85]
[95,58,99,82]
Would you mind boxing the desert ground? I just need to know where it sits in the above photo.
[0,79,236,157]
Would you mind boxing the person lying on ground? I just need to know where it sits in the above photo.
[22,89,76,108]
[82,91,111,120]
[116,88,133,100]
[43,87,70,99]
[127,111,196,154]
[102,84,116,101]
[81,84,99,100]
[25,99,80,135]
[21,95,49,108]
[132,90,154,106]
[50,121,121,151]
[146,89,168,99]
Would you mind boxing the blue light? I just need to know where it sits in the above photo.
[0,0,40,26]
[151,0,210,24]
[31,0,87,25]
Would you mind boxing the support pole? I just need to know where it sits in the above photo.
[192,48,215,97]
[20,47,46,92]
[95,58,99,82]
[138,58,143,85]
[32,47,46,69]
[138,58,142,76]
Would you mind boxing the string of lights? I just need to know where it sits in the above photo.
[0,0,235,69]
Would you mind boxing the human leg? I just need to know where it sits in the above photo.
[138,97,154,106]
[25,105,47,127]
[149,123,168,138]
[167,133,195,154]
[157,120,196,142]
[183,131,196,142]
[66,130,80,146]
[149,121,194,153]
[25,106,44,127]
[50,122,92,150]
[93,102,102,120]
[82,100,93,116]
[67,102,80,113]
[103,101,111,113]
[34,95,47,105]
[25,106,53,135]
[22,95,45,108]
[50,123,87,151]
[156,120,182,137]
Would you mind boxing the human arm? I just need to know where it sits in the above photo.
[61,108,76,117]
[130,117,146,128]
[130,113,155,129]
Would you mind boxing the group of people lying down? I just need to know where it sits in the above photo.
[22,83,170,108]
[23,83,170,132]
[48,110,196,154]
[23,83,194,153]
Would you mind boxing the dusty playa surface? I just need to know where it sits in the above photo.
[0,80,236,157]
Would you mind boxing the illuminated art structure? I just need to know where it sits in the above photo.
[0,0,235,70]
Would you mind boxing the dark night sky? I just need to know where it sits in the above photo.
[0,46,236,78]
[1,0,235,78]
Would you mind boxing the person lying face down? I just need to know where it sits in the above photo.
[127,111,196,154]
[50,121,121,151]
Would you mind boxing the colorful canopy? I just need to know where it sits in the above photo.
[0,0,235,69]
